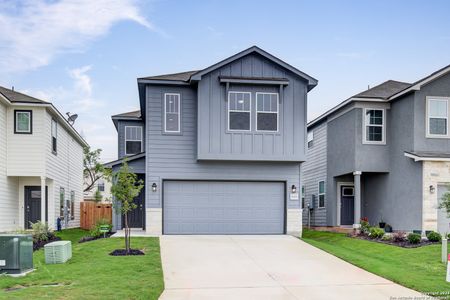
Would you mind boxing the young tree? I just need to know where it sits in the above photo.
[84,147,111,193]
[439,184,450,217]
[110,161,144,254]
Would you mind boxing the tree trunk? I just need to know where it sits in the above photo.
[124,213,129,254]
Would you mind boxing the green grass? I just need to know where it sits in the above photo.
[0,229,164,300]
[302,230,450,296]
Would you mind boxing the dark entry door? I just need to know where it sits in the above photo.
[340,185,354,226]
[122,175,145,229]
[24,186,48,229]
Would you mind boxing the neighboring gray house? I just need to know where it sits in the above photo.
[105,46,317,235]
[302,65,450,234]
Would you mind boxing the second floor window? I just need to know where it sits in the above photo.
[307,131,314,148]
[97,180,105,192]
[125,126,143,155]
[364,109,385,144]
[14,110,32,134]
[51,119,58,154]
[228,91,251,131]
[427,98,448,136]
[256,92,279,131]
[164,93,181,133]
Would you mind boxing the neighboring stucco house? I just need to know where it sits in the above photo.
[0,86,88,232]
[105,46,317,235]
[302,65,450,234]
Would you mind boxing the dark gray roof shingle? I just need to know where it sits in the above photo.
[0,86,48,103]
[139,70,199,82]
[353,80,411,100]
[111,110,141,118]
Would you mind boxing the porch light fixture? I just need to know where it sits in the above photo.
[430,185,435,194]
[152,183,157,192]
[291,185,297,194]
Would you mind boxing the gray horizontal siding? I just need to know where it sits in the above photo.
[145,84,301,211]
[117,120,146,159]
[302,122,327,226]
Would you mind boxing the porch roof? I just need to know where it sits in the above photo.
[404,151,450,162]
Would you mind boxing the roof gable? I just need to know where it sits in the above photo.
[190,46,317,90]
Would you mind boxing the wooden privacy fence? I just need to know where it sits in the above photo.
[80,201,112,230]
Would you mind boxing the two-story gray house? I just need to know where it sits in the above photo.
[303,65,450,234]
[105,46,317,235]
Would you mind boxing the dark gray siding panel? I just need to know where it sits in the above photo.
[302,122,327,226]
[413,72,450,152]
[117,120,146,159]
[145,84,302,210]
[197,53,307,162]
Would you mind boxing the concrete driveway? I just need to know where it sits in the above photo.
[159,235,423,300]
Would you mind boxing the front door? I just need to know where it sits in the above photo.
[24,186,48,229]
[340,185,355,226]
[122,175,145,229]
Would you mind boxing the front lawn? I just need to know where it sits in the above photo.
[302,230,450,296]
[0,229,164,300]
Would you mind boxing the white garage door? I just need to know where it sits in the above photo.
[163,181,285,234]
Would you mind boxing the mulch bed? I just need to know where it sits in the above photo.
[352,234,439,248]
[79,233,113,244]
[109,249,145,256]
[33,236,61,251]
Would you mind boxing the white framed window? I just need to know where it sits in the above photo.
[14,110,32,134]
[97,180,105,192]
[256,92,279,132]
[125,126,143,155]
[228,91,251,131]
[301,185,305,209]
[70,191,75,220]
[164,93,181,133]
[59,187,65,219]
[51,119,58,154]
[427,97,449,137]
[318,181,325,208]
[307,131,314,148]
[363,108,385,144]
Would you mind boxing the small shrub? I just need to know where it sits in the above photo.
[381,234,392,241]
[90,218,112,238]
[392,231,406,242]
[368,227,384,239]
[407,233,421,244]
[30,221,52,243]
[360,219,371,236]
[426,231,442,242]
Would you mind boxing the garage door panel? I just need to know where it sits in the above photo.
[163,181,285,234]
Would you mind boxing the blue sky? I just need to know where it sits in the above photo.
[1,0,450,161]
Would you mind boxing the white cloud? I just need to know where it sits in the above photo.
[0,0,156,73]
[69,65,92,95]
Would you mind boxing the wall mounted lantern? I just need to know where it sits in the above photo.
[291,185,297,194]
[430,185,435,194]
[152,183,157,192]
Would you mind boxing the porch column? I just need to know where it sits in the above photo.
[41,176,46,223]
[353,171,362,228]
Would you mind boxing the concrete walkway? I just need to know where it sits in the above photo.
[159,235,423,300]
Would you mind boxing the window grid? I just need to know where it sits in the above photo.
[15,110,32,134]
[256,92,279,132]
[364,109,385,144]
[59,187,65,219]
[427,98,448,136]
[318,181,325,208]
[228,91,251,131]
[125,126,143,155]
[164,93,181,133]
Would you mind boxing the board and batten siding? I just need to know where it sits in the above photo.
[145,84,302,211]
[302,122,327,226]
[0,101,20,231]
[197,53,308,162]
[44,110,84,229]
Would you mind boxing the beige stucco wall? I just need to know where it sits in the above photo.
[423,161,450,231]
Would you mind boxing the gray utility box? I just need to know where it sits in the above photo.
[44,241,72,264]
[0,234,33,274]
